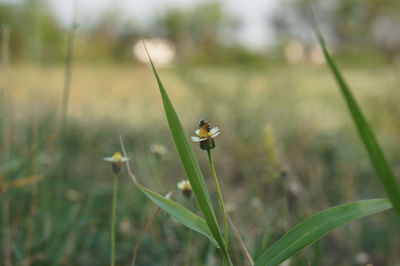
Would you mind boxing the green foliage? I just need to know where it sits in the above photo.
[311,16,400,217]
[254,199,392,266]
[0,0,64,61]
[135,183,218,247]
[145,50,232,264]
[271,0,400,59]
[2,63,400,264]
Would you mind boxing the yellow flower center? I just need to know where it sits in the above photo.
[178,180,192,191]
[198,126,211,139]
[112,152,124,162]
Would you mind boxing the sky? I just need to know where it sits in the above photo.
[40,0,281,49]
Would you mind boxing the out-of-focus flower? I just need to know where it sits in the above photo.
[354,252,370,265]
[103,152,129,174]
[251,197,263,210]
[191,119,220,150]
[177,180,192,198]
[65,189,81,202]
[164,191,172,199]
[150,144,168,159]
[225,202,237,214]
[119,217,133,234]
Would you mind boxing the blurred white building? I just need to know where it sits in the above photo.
[133,38,176,67]
[284,39,325,66]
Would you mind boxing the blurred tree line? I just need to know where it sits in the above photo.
[1,0,400,64]
[271,0,400,61]
[0,0,259,64]
[0,0,64,62]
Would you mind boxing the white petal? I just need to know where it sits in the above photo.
[210,127,220,137]
[177,181,185,189]
[210,127,220,134]
[211,131,220,137]
[191,136,202,142]
[103,157,115,162]
[195,129,200,135]
[121,157,130,162]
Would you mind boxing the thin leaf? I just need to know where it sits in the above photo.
[144,45,231,263]
[119,137,220,248]
[135,183,219,247]
[255,199,392,266]
[310,14,400,217]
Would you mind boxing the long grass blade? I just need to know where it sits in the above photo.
[254,199,392,266]
[136,183,219,247]
[310,15,400,217]
[144,45,231,263]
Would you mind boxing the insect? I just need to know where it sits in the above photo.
[198,119,211,132]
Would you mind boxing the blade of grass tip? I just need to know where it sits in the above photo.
[254,199,392,266]
[308,9,400,218]
[142,43,232,264]
[119,136,219,247]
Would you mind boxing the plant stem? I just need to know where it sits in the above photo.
[131,207,161,266]
[228,215,254,266]
[60,23,77,137]
[184,229,193,266]
[1,25,12,266]
[206,149,229,250]
[111,174,119,266]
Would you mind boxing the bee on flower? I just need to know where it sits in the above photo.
[191,119,220,150]
[177,180,192,198]
[103,152,129,174]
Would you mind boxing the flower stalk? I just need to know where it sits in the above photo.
[104,152,128,266]
[191,119,230,263]
[207,149,229,250]
[111,174,119,266]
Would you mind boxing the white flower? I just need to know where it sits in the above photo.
[150,144,168,158]
[177,180,192,198]
[103,152,129,163]
[191,127,220,142]
[104,152,129,174]
[191,120,220,150]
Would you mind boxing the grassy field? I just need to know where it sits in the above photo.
[1,62,400,265]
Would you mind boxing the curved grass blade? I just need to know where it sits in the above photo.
[144,45,231,264]
[119,137,219,248]
[135,183,219,247]
[310,15,400,217]
[255,199,392,266]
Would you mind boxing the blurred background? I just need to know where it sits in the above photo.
[1,0,400,265]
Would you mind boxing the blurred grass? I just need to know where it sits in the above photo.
[1,62,400,265]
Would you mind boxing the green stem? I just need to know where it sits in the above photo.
[111,175,119,266]
[184,229,193,266]
[206,150,229,252]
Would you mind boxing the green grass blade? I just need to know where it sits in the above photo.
[254,199,392,266]
[135,183,219,247]
[311,17,400,217]
[144,47,231,263]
